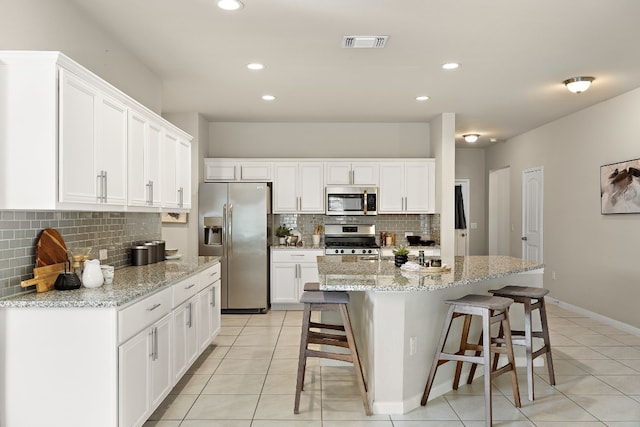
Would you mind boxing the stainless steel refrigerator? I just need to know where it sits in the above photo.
[199,182,269,312]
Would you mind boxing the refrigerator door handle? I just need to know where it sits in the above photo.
[222,204,227,258]
[228,203,233,258]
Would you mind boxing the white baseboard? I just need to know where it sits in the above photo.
[545,296,640,336]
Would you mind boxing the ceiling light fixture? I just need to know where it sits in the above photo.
[563,76,594,93]
[262,95,275,101]
[463,134,480,143]
[442,62,460,70]
[247,63,264,70]
[415,95,430,101]
[217,0,243,11]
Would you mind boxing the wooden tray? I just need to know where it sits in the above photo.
[36,228,68,267]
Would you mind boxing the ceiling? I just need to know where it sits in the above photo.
[70,0,640,147]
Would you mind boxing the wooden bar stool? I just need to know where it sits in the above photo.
[421,294,521,427]
[484,285,556,401]
[294,283,371,416]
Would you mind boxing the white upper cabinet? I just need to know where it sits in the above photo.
[160,130,191,211]
[177,138,192,210]
[203,158,272,182]
[128,111,163,209]
[0,51,192,211]
[379,160,435,214]
[273,162,324,213]
[325,161,379,186]
[59,69,127,208]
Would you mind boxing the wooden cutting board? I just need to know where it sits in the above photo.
[36,228,68,267]
[21,262,66,293]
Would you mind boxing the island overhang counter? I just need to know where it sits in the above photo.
[315,255,544,415]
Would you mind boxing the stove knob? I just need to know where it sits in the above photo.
[367,249,372,254]
[340,249,344,254]
[351,249,356,254]
[361,249,367,254]
[334,249,339,254]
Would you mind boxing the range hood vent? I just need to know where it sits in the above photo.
[342,35,389,49]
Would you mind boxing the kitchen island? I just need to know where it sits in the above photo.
[0,256,220,427]
[315,255,544,415]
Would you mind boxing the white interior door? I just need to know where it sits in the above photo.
[522,167,544,262]
[489,167,510,256]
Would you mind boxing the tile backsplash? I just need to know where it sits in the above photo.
[274,213,440,247]
[0,211,161,298]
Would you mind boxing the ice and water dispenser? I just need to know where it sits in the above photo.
[203,216,222,245]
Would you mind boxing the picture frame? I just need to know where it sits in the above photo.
[600,158,640,214]
[162,212,188,223]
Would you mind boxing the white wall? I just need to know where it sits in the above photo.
[431,113,456,261]
[1,0,162,113]
[486,88,640,328]
[208,122,430,158]
[455,148,486,255]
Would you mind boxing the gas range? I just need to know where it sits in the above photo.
[323,224,380,256]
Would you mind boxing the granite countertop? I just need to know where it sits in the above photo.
[317,255,543,292]
[0,256,220,309]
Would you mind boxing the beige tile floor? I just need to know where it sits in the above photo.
[145,303,640,426]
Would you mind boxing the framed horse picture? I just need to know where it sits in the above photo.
[600,158,640,214]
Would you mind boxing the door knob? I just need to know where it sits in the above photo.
[521,236,528,241]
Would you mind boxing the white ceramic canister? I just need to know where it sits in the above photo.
[82,259,104,288]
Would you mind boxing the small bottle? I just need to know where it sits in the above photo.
[418,250,425,266]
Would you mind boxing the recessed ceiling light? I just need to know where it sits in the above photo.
[442,62,460,70]
[415,95,430,101]
[247,63,264,70]
[490,138,497,142]
[217,0,243,11]
[262,95,276,101]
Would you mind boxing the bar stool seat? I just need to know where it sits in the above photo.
[485,285,556,401]
[421,294,521,426]
[294,283,371,416]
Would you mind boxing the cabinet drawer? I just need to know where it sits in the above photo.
[198,263,221,292]
[119,287,172,344]
[172,274,200,308]
[271,250,323,263]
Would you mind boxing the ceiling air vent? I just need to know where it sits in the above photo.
[342,35,389,49]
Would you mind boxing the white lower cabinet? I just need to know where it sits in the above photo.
[172,297,199,382]
[270,249,323,308]
[119,313,172,427]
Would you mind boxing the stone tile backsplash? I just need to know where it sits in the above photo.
[0,211,161,298]
[274,213,440,247]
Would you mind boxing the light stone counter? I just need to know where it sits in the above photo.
[318,255,541,291]
[314,255,544,415]
[0,256,220,309]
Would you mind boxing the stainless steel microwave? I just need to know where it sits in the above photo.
[326,186,378,216]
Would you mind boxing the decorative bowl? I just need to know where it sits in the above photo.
[165,248,179,257]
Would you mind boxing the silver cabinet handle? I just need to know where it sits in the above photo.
[96,172,102,202]
[103,170,108,202]
[185,284,196,290]
[210,287,216,307]
[147,303,161,312]
[187,302,193,328]
[153,326,158,361]
[178,187,184,208]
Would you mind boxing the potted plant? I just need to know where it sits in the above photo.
[275,225,291,245]
[392,246,409,267]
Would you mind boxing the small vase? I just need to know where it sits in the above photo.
[312,234,321,247]
[278,237,286,245]
[82,259,104,288]
[394,255,408,267]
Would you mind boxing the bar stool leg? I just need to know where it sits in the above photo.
[421,305,456,405]
[523,297,535,401]
[453,314,473,390]
[294,303,312,414]
[539,298,556,386]
[502,310,521,408]
[482,310,493,427]
[339,304,371,416]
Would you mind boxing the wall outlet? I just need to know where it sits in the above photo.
[409,336,417,356]
[470,222,478,229]
[99,249,108,260]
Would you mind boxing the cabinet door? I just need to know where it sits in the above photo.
[127,110,149,207]
[405,162,434,213]
[240,162,272,181]
[352,162,379,186]
[270,262,299,303]
[299,263,320,301]
[325,162,352,185]
[173,299,198,382]
[148,122,163,207]
[204,159,237,181]
[150,314,173,409]
[378,162,405,213]
[273,164,298,213]
[95,94,127,206]
[59,69,99,205]
[177,138,192,209]
[299,162,324,212]
[195,284,218,352]
[119,329,151,427]
[161,132,179,208]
